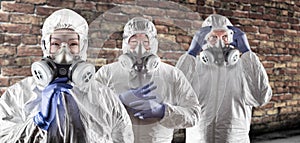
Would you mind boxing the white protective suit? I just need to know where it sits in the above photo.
[0,9,133,143]
[176,15,272,143]
[95,17,201,143]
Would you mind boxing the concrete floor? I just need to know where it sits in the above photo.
[251,129,300,143]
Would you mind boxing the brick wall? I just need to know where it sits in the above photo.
[0,0,299,140]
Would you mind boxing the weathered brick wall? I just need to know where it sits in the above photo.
[0,0,299,140]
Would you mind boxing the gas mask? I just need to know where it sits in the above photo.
[119,42,160,73]
[31,31,95,87]
[200,29,240,66]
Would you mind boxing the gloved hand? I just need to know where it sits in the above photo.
[33,77,73,130]
[130,99,165,119]
[188,26,211,57]
[227,26,251,53]
[119,82,157,107]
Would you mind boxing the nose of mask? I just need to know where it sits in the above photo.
[211,39,225,49]
[53,43,74,64]
[132,42,150,58]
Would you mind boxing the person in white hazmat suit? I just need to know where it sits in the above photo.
[94,17,201,143]
[0,9,133,143]
[176,14,272,143]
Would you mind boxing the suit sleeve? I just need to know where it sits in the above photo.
[159,69,201,129]
[0,86,46,142]
[241,52,273,107]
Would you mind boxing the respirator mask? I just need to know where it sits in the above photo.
[31,31,95,87]
[200,29,240,66]
[119,42,159,73]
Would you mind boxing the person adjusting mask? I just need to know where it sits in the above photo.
[95,17,201,143]
[176,14,272,143]
[0,9,133,143]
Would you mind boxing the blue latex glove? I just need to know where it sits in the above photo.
[188,26,211,57]
[119,82,157,107]
[33,77,73,130]
[130,99,165,119]
[227,26,251,53]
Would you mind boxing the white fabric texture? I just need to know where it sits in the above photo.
[95,61,201,143]
[0,77,133,143]
[176,51,272,143]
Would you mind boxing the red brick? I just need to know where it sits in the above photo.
[197,6,214,14]
[0,45,17,57]
[109,32,123,40]
[153,18,174,27]
[10,14,43,25]
[1,67,31,76]
[137,0,159,8]
[216,9,233,16]
[288,18,300,24]
[4,34,21,45]
[119,6,141,15]
[174,20,192,29]
[0,23,31,34]
[103,40,116,48]
[0,12,9,22]
[260,102,275,109]
[0,78,9,87]
[186,12,200,21]
[286,68,298,74]
[252,19,267,26]
[180,43,189,51]
[16,0,46,4]
[1,1,34,14]
[21,35,38,45]
[169,27,188,35]
[156,25,169,34]
[278,55,293,61]
[262,62,275,68]
[233,11,249,18]
[243,26,259,33]
[47,0,75,9]
[277,48,289,54]
[17,45,43,57]
[36,6,60,16]
[109,0,134,4]
[249,12,262,19]
[259,27,272,34]
[75,2,96,11]
[285,29,298,36]
[166,10,186,19]
[0,57,32,66]
[103,13,129,22]
[144,8,165,16]
[96,3,115,13]
[158,40,181,51]
[272,29,285,35]
[176,35,192,43]
[267,21,281,28]
[158,1,179,9]
[279,107,293,114]
[280,23,289,29]
[31,26,42,35]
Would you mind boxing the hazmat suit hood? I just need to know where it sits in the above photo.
[202,14,234,49]
[122,17,158,55]
[41,9,88,61]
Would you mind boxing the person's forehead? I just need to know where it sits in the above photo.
[51,30,78,39]
[130,33,148,39]
[211,29,227,35]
